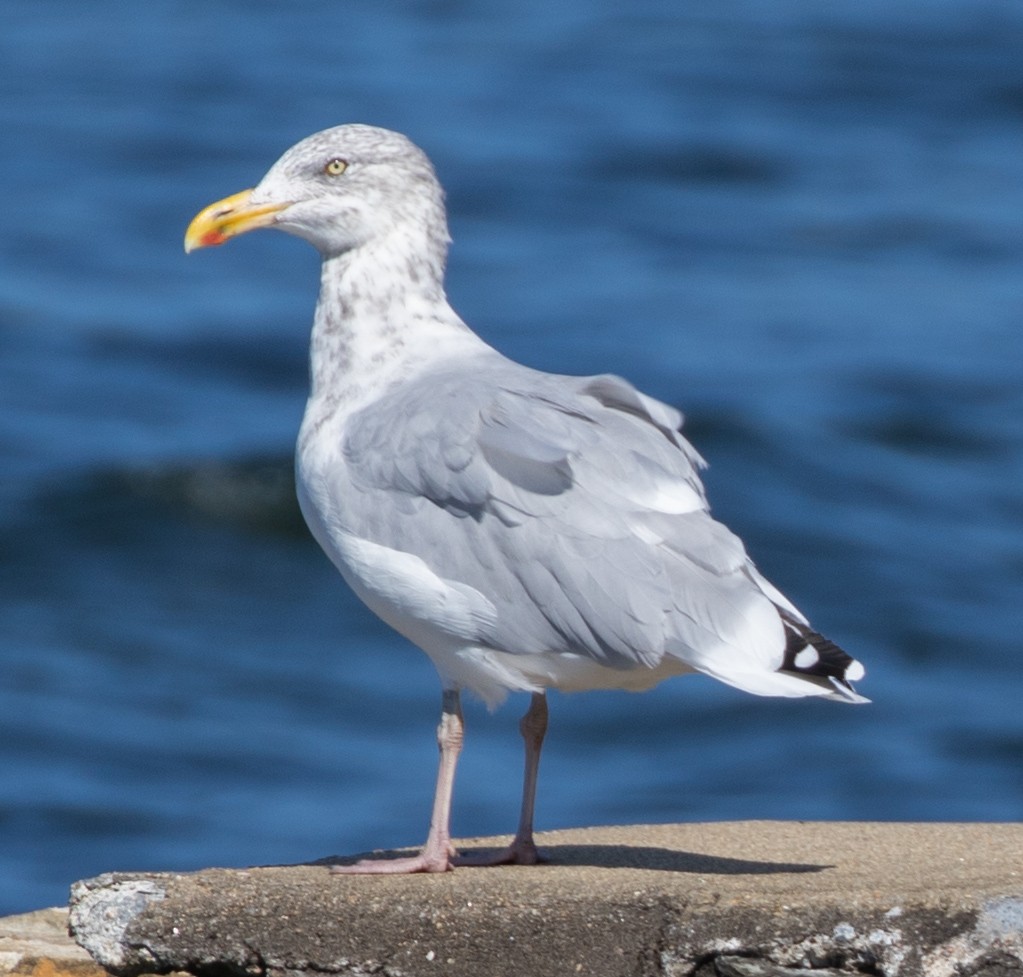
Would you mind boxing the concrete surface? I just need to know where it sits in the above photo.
[61,822,1023,976]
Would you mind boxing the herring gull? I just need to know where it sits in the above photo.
[184,124,867,874]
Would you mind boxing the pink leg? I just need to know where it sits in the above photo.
[331,688,463,875]
[458,692,548,867]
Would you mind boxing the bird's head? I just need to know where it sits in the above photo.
[185,124,449,260]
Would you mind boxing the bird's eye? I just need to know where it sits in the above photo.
[324,158,348,176]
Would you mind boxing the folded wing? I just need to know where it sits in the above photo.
[340,353,865,702]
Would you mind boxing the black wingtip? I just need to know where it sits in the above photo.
[780,616,867,703]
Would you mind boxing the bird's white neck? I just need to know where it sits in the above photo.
[306,230,483,412]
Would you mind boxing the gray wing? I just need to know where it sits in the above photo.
[341,353,802,688]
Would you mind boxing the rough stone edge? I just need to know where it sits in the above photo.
[64,868,1023,977]
[663,898,1023,976]
[68,876,167,973]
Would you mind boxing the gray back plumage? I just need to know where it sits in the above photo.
[338,350,770,673]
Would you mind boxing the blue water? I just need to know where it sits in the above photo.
[3,0,1023,915]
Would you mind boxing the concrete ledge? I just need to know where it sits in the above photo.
[66,823,1023,977]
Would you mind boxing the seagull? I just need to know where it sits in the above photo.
[185,124,866,874]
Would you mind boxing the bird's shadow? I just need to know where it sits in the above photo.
[314,845,829,875]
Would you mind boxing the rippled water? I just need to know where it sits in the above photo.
[3,0,1023,915]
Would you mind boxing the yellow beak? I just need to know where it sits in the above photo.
[184,189,290,252]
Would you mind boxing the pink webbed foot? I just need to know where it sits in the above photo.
[455,836,546,867]
[331,852,453,875]
[331,838,458,875]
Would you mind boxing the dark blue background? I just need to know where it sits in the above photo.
[3,0,1023,915]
